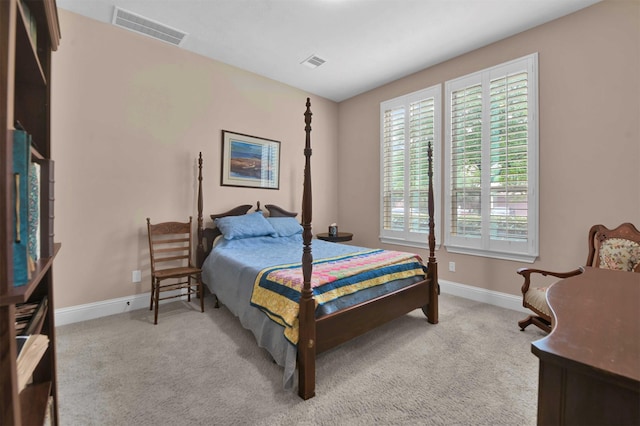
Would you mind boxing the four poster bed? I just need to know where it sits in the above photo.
[195,98,439,399]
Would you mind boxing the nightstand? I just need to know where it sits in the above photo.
[316,232,353,243]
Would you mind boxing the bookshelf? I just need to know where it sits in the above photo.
[1,0,61,425]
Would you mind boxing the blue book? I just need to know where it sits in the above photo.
[13,130,31,286]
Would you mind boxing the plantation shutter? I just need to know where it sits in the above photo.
[408,98,435,233]
[450,83,482,238]
[489,71,529,242]
[382,105,405,231]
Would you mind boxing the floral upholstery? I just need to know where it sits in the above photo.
[598,238,640,271]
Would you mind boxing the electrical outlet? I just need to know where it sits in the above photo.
[132,270,142,283]
[448,262,456,272]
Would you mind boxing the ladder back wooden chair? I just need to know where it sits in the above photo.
[146,217,204,324]
[517,222,640,333]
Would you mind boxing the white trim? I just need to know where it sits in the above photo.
[55,282,527,326]
[54,291,187,326]
[445,245,536,263]
[439,279,529,314]
[379,236,430,250]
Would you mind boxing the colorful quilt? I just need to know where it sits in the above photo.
[250,249,425,344]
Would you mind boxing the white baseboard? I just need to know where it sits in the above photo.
[55,281,527,326]
[439,279,529,314]
[54,291,186,326]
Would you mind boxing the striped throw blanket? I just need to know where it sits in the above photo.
[250,249,425,344]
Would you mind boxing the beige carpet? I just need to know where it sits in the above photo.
[56,293,546,425]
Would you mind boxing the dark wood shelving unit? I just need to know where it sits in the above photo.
[1,244,60,306]
[1,0,61,424]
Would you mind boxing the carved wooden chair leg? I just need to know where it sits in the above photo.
[518,315,534,331]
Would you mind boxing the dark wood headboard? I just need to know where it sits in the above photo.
[264,204,297,218]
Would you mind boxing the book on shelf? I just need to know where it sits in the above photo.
[15,301,38,334]
[15,333,49,392]
[15,296,48,336]
[13,129,33,286]
[13,128,43,286]
[40,159,55,258]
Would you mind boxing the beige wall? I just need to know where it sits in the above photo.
[52,11,339,308]
[52,1,639,309]
[338,0,640,295]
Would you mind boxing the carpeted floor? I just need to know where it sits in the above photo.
[56,293,546,425]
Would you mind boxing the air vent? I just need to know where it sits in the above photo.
[112,7,188,46]
[301,54,327,69]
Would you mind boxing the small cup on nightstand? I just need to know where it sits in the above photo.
[328,224,338,237]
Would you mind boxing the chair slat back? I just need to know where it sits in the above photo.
[147,218,195,274]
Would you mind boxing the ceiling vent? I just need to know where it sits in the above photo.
[112,7,188,47]
[301,54,327,69]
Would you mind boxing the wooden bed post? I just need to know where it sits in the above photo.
[298,97,316,399]
[425,141,439,324]
[196,152,205,268]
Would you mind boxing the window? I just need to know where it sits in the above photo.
[380,85,441,248]
[444,53,538,262]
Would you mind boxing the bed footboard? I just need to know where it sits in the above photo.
[316,277,434,353]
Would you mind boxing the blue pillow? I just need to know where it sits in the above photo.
[214,211,276,240]
[267,217,303,237]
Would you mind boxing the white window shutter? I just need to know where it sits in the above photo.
[380,85,441,248]
[445,53,538,262]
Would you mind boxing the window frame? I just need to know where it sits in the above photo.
[444,53,539,262]
[379,85,441,249]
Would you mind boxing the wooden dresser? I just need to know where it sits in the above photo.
[532,267,640,425]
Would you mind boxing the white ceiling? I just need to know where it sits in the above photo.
[57,0,601,102]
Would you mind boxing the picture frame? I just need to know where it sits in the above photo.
[220,130,281,189]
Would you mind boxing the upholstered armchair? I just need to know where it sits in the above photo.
[518,223,640,333]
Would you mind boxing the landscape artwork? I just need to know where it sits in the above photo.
[221,130,280,189]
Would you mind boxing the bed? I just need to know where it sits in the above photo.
[195,98,439,399]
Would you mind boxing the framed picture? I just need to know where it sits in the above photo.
[221,130,281,189]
